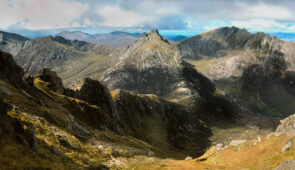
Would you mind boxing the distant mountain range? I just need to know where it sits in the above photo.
[57,31,141,48]
[57,30,188,47]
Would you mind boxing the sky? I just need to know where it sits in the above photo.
[1,0,295,40]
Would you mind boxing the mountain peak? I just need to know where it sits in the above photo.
[141,29,160,38]
[149,29,160,35]
[139,29,169,44]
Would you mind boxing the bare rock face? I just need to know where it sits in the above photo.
[35,68,65,94]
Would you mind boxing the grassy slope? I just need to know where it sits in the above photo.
[124,134,294,170]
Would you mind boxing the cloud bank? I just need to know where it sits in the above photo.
[1,0,295,33]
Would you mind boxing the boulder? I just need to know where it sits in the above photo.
[281,138,293,152]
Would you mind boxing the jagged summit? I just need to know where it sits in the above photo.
[140,29,160,38]
[138,29,169,44]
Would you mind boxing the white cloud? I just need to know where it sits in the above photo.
[83,18,92,26]
[1,0,295,33]
[232,19,286,29]
[97,6,144,27]
[248,5,292,20]
[0,0,88,29]
[288,26,295,31]
[204,26,219,31]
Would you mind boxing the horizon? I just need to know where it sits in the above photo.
[2,27,295,42]
[1,0,295,41]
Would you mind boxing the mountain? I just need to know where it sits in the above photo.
[0,30,29,56]
[176,26,252,60]
[57,31,140,48]
[0,35,115,87]
[177,26,295,117]
[163,35,188,42]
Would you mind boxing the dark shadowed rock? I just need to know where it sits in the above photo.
[35,68,65,94]
[65,78,119,120]
[0,50,25,88]
[112,89,212,157]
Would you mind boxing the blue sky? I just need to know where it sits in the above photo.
[1,0,295,40]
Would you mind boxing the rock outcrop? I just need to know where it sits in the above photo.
[275,114,295,136]
[65,78,119,120]
[35,68,65,94]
